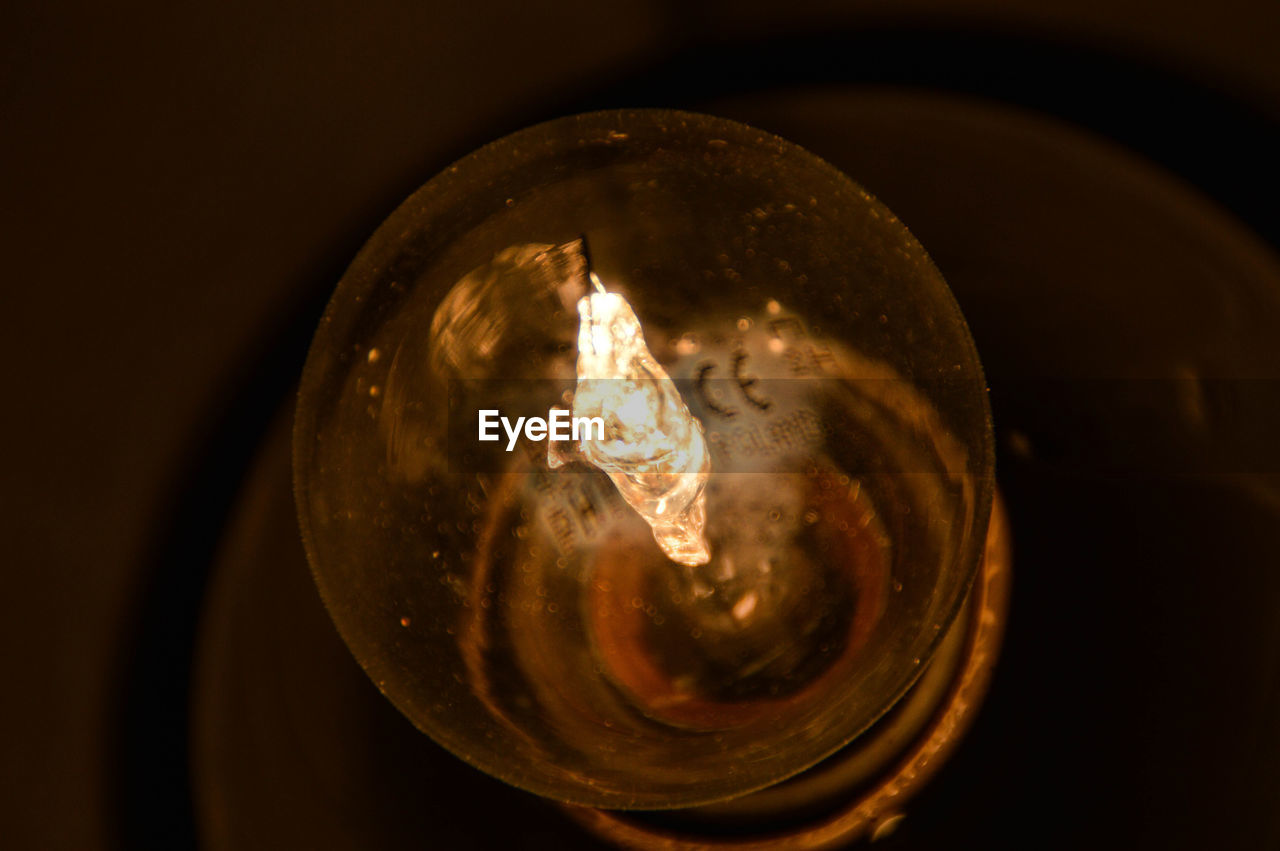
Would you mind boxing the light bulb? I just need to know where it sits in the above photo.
[294,109,994,810]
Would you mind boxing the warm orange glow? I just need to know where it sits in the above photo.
[549,275,712,565]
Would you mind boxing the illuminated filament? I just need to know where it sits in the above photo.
[549,276,711,566]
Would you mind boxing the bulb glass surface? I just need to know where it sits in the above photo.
[294,110,994,809]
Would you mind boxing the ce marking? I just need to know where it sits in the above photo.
[694,349,773,418]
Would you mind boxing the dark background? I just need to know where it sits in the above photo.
[4,1,1280,848]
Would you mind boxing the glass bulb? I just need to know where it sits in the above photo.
[294,109,994,809]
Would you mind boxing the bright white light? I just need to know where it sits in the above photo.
[550,286,711,565]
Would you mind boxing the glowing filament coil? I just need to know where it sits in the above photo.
[550,276,712,566]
